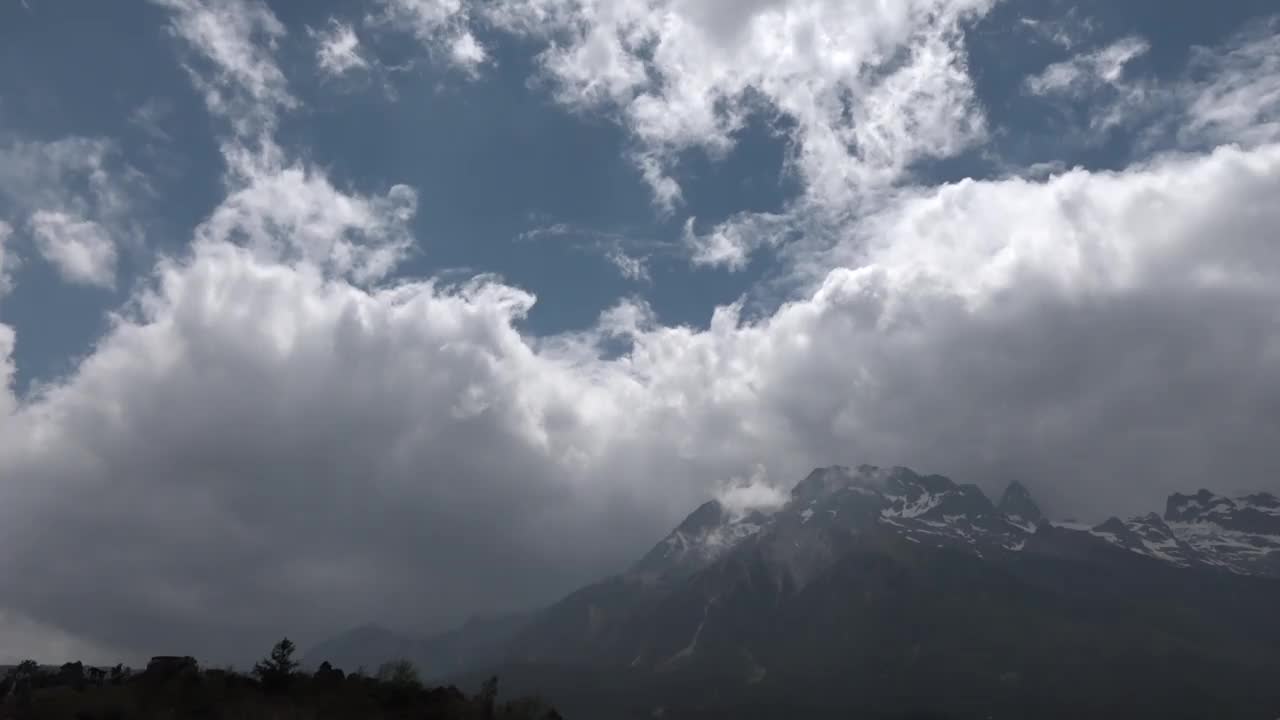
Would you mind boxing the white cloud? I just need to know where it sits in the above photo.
[0,136,145,288]
[606,247,650,282]
[196,163,417,284]
[0,137,142,222]
[29,211,119,288]
[684,211,794,271]
[484,0,992,211]
[516,221,660,282]
[367,0,488,73]
[1021,20,1280,150]
[153,0,294,136]
[1175,18,1280,148]
[0,220,13,296]
[1025,35,1149,98]
[310,19,368,78]
[1017,9,1098,51]
[154,0,418,286]
[0,320,13,417]
[716,464,788,518]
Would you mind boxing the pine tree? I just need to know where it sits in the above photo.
[253,637,299,691]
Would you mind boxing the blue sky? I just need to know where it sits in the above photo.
[2,0,1280,665]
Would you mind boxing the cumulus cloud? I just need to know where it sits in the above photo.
[7,141,1280,663]
[486,0,991,211]
[196,164,417,284]
[28,211,119,288]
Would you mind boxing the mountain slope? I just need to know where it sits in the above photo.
[304,612,530,680]
[313,465,1280,718]
[482,466,1280,718]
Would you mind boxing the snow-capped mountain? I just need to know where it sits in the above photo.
[629,465,1035,585]
[628,465,1280,581]
[310,464,1280,718]
[488,465,1280,717]
[1097,489,1280,576]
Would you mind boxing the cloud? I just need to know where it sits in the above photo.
[1173,17,1280,149]
[154,0,294,137]
[0,220,13,296]
[516,221,659,282]
[196,163,417,285]
[0,136,146,287]
[28,211,119,288]
[684,211,795,271]
[5,0,1280,671]
[605,247,650,283]
[6,140,1280,663]
[1020,18,1280,150]
[310,19,368,78]
[366,0,488,73]
[0,610,121,666]
[483,0,991,210]
[130,98,175,143]
[1024,35,1149,98]
[716,464,788,518]
[1017,9,1097,51]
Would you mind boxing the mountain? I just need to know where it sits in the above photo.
[312,466,1280,719]
[996,480,1043,530]
[303,612,530,680]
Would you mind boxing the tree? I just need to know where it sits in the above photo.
[479,675,499,719]
[9,661,38,710]
[253,637,299,691]
[376,659,421,688]
[13,659,39,679]
[314,660,345,688]
[59,661,86,689]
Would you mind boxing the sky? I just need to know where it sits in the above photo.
[1,0,1279,667]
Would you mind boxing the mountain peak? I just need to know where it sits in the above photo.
[790,464,923,501]
[998,481,1043,529]
[673,499,727,535]
[629,499,765,583]
[1165,489,1234,522]
[1165,488,1280,537]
